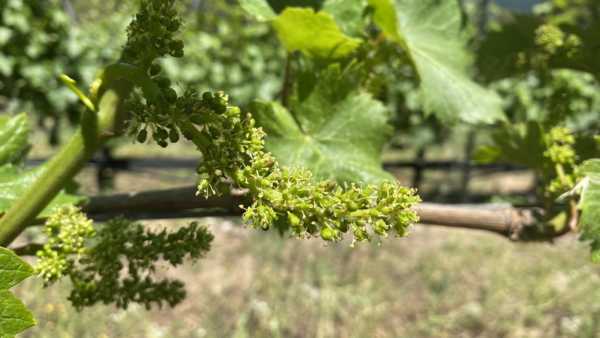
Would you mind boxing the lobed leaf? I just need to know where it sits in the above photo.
[321,0,368,37]
[0,165,85,218]
[0,113,85,218]
[239,0,324,18]
[578,159,600,262]
[0,247,35,337]
[0,114,30,166]
[272,8,361,59]
[474,121,546,170]
[238,0,276,21]
[0,291,35,338]
[240,0,367,37]
[252,65,394,184]
[369,0,504,123]
[0,247,33,290]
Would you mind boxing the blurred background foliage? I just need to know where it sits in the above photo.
[2,0,598,148]
[0,0,284,145]
[0,0,130,144]
[1,0,599,203]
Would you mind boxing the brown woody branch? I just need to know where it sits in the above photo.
[79,186,560,240]
[12,186,567,256]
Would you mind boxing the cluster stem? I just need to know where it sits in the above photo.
[0,84,129,246]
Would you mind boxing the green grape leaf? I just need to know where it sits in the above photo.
[273,8,361,59]
[0,114,30,166]
[476,14,541,82]
[474,122,546,169]
[265,0,324,13]
[321,0,368,37]
[0,291,35,338]
[368,0,399,39]
[0,165,85,218]
[238,0,276,21]
[240,0,367,36]
[252,65,394,184]
[577,159,600,262]
[239,0,323,18]
[0,247,35,337]
[368,0,504,123]
[0,247,33,290]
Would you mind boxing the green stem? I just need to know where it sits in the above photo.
[555,163,567,185]
[0,84,130,246]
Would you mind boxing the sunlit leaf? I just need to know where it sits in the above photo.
[321,0,368,37]
[0,114,30,166]
[238,0,276,21]
[273,8,361,59]
[0,247,35,337]
[253,65,394,184]
[369,0,504,123]
[0,165,85,218]
[577,159,600,262]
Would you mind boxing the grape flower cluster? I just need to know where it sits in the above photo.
[544,126,578,196]
[36,206,214,310]
[534,24,580,58]
[36,206,95,283]
[36,0,419,311]
[104,0,421,243]
[177,91,421,243]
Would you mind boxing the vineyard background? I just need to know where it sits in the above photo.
[2,0,600,337]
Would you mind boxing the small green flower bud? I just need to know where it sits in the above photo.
[164,88,177,103]
[155,127,168,139]
[156,76,171,89]
[149,64,162,76]
[169,128,180,143]
[373,219,389,236]
[202,92,213,102]
[190,114,208,125]
[287,212,301,227]
[157,139,168,148]
[320,227,337,241]
[170,48,184,58]
[137,129,148,143]
[167,20,180,32]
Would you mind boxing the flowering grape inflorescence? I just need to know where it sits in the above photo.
[38,0,420,310]
[544,126,578,196]
[180,90,420,243]
[111,0,420,243]
[36,206,95,283]
[37,207,213,310]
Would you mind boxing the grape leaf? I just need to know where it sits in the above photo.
[240,0,366,36]
[252,65,394,184]
[321,0,368,37]
[0,114,30,166]
[238,0,276,21]
[368,0,504,123]
[474,121,546,170]
[0,247,35,337]
[240,1,366,53]
[0,113,84,218]
[0,247,33,290]
[577,159,600,262]
[272,8,361,59]
[0,165,85,218]
[239,0,323,18]
[476,14,541,82]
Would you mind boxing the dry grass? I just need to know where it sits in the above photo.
[15,221,600,338]
[12,138,600,338]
